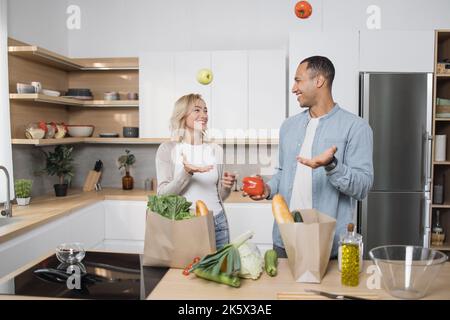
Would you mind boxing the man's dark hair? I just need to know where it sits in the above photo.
[300,56,335,87]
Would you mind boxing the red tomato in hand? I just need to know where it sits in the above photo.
[242,176,265,196]
[294,1,312,19]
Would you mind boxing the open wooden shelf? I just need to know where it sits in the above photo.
[432,203,450,208]
[11,137,280,146]
[11,138,85,146]
[431,242,450,251]
[8,45,138,71]
[10,94,139,108]
[436,73,450,78]
[84,138,169,144]
[433,161,450,165]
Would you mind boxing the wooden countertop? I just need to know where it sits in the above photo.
[148,259,450,300]
[0,189,265,244]
[1,251,448,300]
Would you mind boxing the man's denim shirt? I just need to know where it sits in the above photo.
[267,104,374,257]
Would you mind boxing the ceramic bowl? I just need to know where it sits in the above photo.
[67,125,95,137]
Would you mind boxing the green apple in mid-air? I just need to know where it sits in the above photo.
[197,68,213,85]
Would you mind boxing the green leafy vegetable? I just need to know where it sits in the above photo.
[147,194,193,220]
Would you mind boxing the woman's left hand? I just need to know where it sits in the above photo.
[221,172,236,189]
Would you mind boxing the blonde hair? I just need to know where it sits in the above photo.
[170,93,207,142]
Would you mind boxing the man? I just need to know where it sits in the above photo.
[248,56,373,258]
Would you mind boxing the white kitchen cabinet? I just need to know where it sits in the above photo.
[64,202,105,249]
[224,203,273,247]
[0,215,69,279]
[0,203,104,279]
[103,200,146,241]
[289,31,360,116]
[140,49,287,139]
[139,52,175,138]
[359,30,435,73]
[248,50,286,138]
[210,51,248,138]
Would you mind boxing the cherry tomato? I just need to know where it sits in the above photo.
[182,269,190,276]
[193,257,201,263]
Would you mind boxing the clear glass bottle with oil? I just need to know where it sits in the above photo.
[340,223,361,287]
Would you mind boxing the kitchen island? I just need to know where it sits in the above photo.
[1,251,449,300]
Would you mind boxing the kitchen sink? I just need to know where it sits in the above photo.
[0,217,24,227]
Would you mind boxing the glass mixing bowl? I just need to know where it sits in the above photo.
[369,245,448,299]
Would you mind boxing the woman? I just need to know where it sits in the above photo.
[155,93,236,248]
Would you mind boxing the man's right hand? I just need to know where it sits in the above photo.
[241,176,271,200]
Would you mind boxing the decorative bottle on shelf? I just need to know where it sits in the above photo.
[144,178,151,191]
[431,210,445,246]
[339,223,361,287]
[122,168,134,190]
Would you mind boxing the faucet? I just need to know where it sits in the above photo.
[0,166,12,218]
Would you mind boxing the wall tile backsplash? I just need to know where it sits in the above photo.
[12,144,277,197]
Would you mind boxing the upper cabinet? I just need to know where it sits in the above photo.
[289,31,360,116]
[139,52,175,139]
[210,51,248,138]
[248,50,286,139]
[359,31,435,73]
[139,49,286,139]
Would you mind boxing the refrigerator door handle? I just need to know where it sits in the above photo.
[425,132,433,192]
[423,192,432,248]
[360,73,370,122]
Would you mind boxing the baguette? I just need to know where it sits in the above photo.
[272,194,294,224]
[196,200,209,217]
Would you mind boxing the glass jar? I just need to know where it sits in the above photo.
[122,171,134,190]
[431,210,446,246]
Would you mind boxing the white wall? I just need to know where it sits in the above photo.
[67,0,450,57]
[7,0,450,58]
[7,0,68,55]
[0,0,14,202]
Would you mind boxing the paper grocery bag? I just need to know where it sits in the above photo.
[142,210,216,268]
[278,209,336,283]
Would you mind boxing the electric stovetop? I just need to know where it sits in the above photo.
[1,251,168,300]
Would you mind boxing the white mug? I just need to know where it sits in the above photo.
[31,82,42,93]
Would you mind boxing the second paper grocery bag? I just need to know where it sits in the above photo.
[278,209,336,283]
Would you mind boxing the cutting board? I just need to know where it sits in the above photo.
[83,170,101,192]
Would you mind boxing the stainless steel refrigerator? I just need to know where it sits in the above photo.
[358,72,433,258]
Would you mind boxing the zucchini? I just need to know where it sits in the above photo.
[292,210,303,223]
[264,249,278,277]
[193,268,241,288]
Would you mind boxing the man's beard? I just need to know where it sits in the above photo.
[299,103,311,109]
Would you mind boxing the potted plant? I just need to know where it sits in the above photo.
[118,149,136,190]
[41,145,75,197]
[14,179,33,205]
